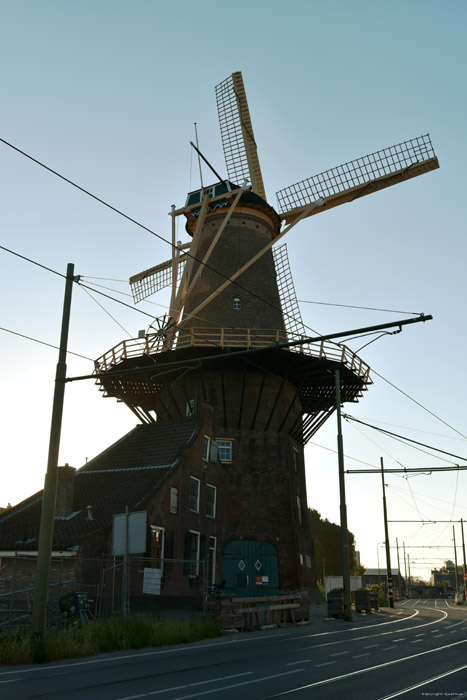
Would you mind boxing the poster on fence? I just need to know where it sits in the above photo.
[143,567,162,595]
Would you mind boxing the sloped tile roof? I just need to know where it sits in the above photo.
[0,416,202,551]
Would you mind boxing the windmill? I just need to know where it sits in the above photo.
[95,73,438,595]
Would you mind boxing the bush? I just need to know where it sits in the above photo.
[0,615,221,666]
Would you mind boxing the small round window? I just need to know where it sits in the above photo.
[233,298,241,310]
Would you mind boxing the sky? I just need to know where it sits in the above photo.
[1,0,466,582]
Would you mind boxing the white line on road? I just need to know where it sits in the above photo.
[118,668,306,700]
[287,660,311,666]
[262,638,467,698]
[374,662,467,700]
[363,644,379,649]
[116,672,254,699]
[382,646,397,650]
[393,638,406,641]
[329,652,349,657]
[315,661,337,667]
[353,653,370,658]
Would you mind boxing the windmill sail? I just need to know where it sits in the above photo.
[277,134,439,224]
[215,72,267,200]
[130,256,186,303]
[272,243,305,339]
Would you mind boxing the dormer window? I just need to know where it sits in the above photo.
[233,298,241,310]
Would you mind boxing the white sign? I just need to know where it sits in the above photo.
[143,568,162,595]
[112,511,147,555]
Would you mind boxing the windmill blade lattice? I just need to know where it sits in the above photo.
[215,72,266,200]
[130,256,186,303]
[277,134,438,217]
[272,243,306,340]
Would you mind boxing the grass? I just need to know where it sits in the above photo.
[0,615,221,665]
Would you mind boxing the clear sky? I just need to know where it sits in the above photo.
[1,0,466,582]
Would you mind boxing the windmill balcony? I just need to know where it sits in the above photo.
[93,327,371,384]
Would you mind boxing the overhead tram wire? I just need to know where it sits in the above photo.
[0,326,93,361]
[343,414,467,463]
[0,136,324,339]
[6,139,463,442]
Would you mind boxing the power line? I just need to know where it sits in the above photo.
[371,368,467,440]
[0,137,323,339]
[297,299,421,315]
[0,326,93,361]
[343,414,467,462]
[0,244,66,279]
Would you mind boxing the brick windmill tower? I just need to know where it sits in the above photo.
[95,73,438,596]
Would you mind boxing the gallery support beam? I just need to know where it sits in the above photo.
[32,263,77,638]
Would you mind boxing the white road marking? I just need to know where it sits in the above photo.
[315,661,337,667]
[264,638,467,697]
[374,662,467,700]
[353,653,370,658]
[116,672,254,699]
[363,644,379,649]
[287,660,311,666]
[393,638,406,641]
[382,646,397,650]
[118,669,305,700]
[329,651,349,657]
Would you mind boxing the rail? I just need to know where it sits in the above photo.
[94,328,370,382]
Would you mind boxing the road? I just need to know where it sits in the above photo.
[1,599,466,700]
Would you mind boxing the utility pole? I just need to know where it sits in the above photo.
[461,519,466,572]
[335,370,352,621]
[403,542,408,597]
[453,525,459,594]
[32,263,77,638]
[380,457,394,608]
[396,537,401,599]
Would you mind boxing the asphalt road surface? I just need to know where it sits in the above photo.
[1,599,466,700]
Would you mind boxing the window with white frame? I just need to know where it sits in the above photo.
[296,495,303,525]
[189,477,200,513]
[150,526,165,569]
[209,536,216,584]
[206,484,217,518]
[293,447,299,473]
[185,530,200,576]
[202,436,211,462]
[233,297,241,310]
[169,487,178,514]
[216,439,232,463]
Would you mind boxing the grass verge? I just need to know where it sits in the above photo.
[0,615,221,665]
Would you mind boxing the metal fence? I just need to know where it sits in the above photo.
[0,554,210,629]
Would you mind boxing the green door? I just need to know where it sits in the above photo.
[222,540,279,597]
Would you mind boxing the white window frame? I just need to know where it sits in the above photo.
[296,495,303,525]
[189,476,200,513]
[233,297,241,310]
[202,436,211,462]
[216,439,232,463]
[209,536,217,584]
[150,525,165,572]
[293,447,299,473]
[188,529,200,576]
[206,484,217,518]
[169,487,178,514]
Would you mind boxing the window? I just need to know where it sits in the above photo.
[186,399,196,416]
[209,536,217,585]
[296,495,303,525]
[184,530,200,576]
[233,297,241,310]
[216,439,232,463]
[299,553,304,565]
[293,447,299,473]
[150,526,165,568]
[206,485,217,518]
[202,436,211,462]
[169,487,178,514]
[189,477,200,513]
[305,555,312,568]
